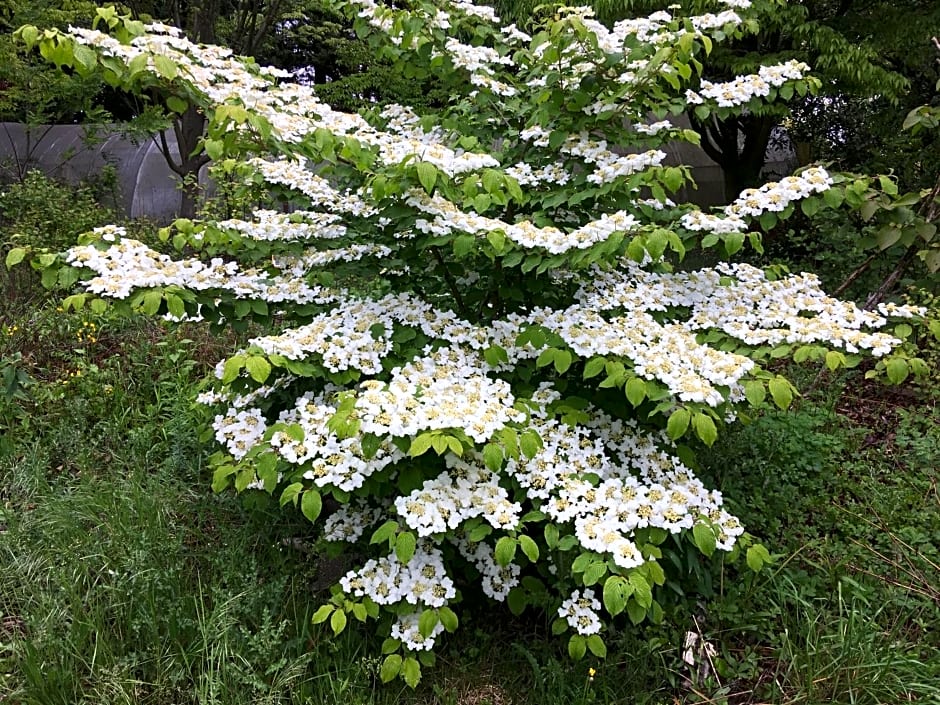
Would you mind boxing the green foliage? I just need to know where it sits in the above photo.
[15,0,932,692]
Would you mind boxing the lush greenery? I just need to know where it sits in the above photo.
[2,177,938,704]
[2,0,939,701]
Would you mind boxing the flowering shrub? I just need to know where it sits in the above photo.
[14,0,924,686]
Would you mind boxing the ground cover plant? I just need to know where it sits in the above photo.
[4,0,938,700]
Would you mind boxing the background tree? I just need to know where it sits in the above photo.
[0,0,106,180]
[491,0,928,201]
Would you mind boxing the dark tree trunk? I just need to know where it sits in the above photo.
[690,111,777,203]
[157,104,211,218]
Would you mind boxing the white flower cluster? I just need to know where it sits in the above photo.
[213,407,267,459]
[394,458,521,537]
[578,259,912,356]
[407,191,639,255]
[355,346,524,442]
[323,499,387,542]
[269,390,405,492]
[66,238,333,304]
[682,167,834,234]
[340,544,457,610]
[67,21,501,177]
[502,387,743,561]
[454,536,521,600]
[271,244,391,277]
[558,589,603,635]
[215,210,348,242]
[391,611,446,651]
[686,60,810,107]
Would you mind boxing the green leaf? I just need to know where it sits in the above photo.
[692,522,716,557]
[279,482,303,507]
[602,576,632,617]
[626,599,646,625]
[666,408,691,440]
[495,536,517,566]
[800,197,820,217]
[409,433,434,457]
[743,380,765,407]
[768,377,793,410]
[246,356,272,383]
[380,654,402,683]
[483,443,504,471]
[885,357,909,384]
[401,657,421,688]
[746,544,772,572]
[396,531,417,563]
[553,349,573,374]
[583,561,607,586]
[301,490,323,523]
[568,634,587,661]
[625,377,646,407]
[417,162,438,193]
[518,535,539,562]
[418,610,439,638]
[438,606,459,632]
[311,605,334,624]
[153,53,179,80]
[692,413,717,447]
[5,248,27,268]
[166,95,188,114]
[586,634,607,658]
[583,356,606,379]
[370,520,399,545]
[330,608,347,636]
[628,573,652,608]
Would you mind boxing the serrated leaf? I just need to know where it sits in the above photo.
[5,247,27,268]
[583,561,607,586]
[409,433,434,457]
[625,377,646,407]
[495,536,517,566]
[153,53,178,80]
[692,413,717,447]
[885,357,909,384]
[330,608,347,635]
[568,634,586,660]
[692,522,716,557]
[544,523,560,549]
[768,377,793,410]
[744,380,765,407]
[246,356,272,383]
[507,587,527,616]
[402,657,421,688]
[746,544,772,572]
[370,520,399,545]
[586,634,607,658]
[583,356,606,379]
[311,605,334,624]
[438,606,459,632]
[301,490,322,523]
[396,531,417,563]
[628,573,652,608]
[417,162,437,193]
[166,95,188,114]
[483,443,503,471]
[602,576,632,617]
[518,535,539,562]
[418,610,439,638]
[380,654,402,683]
[666,408,691,439]
[626,599,646,625]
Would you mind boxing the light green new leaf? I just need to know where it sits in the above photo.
[301,489,322,523]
